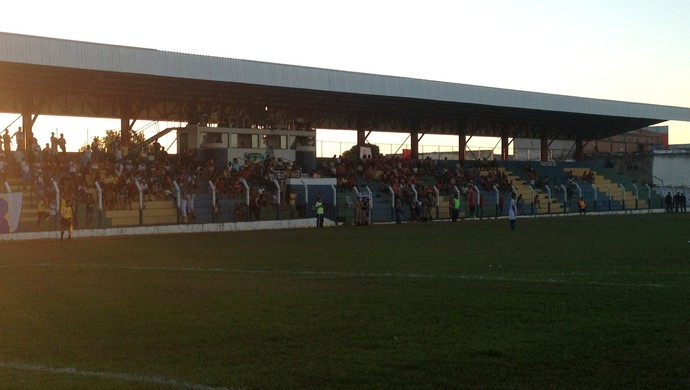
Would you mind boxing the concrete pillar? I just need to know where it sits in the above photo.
[411,130,419,160]
[21,115,33,152]
[120,117,132,148]
[357,129,366,146]
[540,135,549,162]
[501,131,509,161]
[458,131,467,162]
[120,98,132,148]
[575,138,584,162]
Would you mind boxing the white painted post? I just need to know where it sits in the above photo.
[473,184,481,218]
[352,185,360,223]
[95,181,103,228]
[433,186,440,220]
[276,179,283,220]
[329,183,336,223]
[528,185,536,216]
[52,179,60,231]
[544,185,552,214]
[388,185,395,220]
[208,180,217,222]
[573,182,582,199]
[559,184,567,213]
[173,181,181,224]
[365,186,373,225]
[134,180,144,226]
[241,178,250,221]
[493,184,500,219]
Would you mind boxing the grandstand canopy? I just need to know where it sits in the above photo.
[1,31,689,142]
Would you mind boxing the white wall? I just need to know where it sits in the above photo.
[652,151,690,187]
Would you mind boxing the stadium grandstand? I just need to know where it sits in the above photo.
[1,31,689,236]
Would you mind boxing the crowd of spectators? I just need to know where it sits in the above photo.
[8,126,663,227]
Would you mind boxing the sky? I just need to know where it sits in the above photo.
[1,0,689,154]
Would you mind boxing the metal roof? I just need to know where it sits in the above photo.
[1,31,688,140]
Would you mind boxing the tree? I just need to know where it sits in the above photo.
[79,129,145,153]
[342,144,381,160]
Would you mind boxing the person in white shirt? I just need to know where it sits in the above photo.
[509,192,517,231]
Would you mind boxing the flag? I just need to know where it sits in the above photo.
[0,192,22,233]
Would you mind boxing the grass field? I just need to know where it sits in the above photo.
[1,214,689,389]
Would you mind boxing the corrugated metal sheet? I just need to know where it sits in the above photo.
[1,31,689,122]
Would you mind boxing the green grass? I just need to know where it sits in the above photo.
[1,214,690,389]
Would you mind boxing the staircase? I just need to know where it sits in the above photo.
[567,167,648,210]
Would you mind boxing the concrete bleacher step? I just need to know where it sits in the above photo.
[105,200,177,227]
[564,168,648,209]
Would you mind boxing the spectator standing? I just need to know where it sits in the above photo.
[578,197,587,215]
[361,197,370,225]
[315,196,325,227]
[50,132,58,157]
[479,193,486,219]
[0,153,6,182]
[20,157,30,189]
[60,198,74,240]
[355,197,363,225]
[451,194,460,222]
[289,190,297,219]
[509,192,517,231]
[13,127,24,151]
[2,129,10,152]
[394,195,403,224]
[58,133,67,153]
[36,196,51,228]
[91,137,101,162]
[468,189,476,218]
[30,137,42,163]
[679,192,688,213]
[665,192,673,213]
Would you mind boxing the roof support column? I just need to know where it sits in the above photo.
[20,94,39,153]
[411,131,419,160]
[540,135,549,162]
[458,131,467,162]
[21,114,35,153]
[575,137,584,162]
[501,130,510,161]
[357,129,367,146]
[186,101,200,126]
[120,98,132,151]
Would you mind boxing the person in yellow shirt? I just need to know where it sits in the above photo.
[37,196,51,228]
[315,196,325,227]
[60,198,74,240]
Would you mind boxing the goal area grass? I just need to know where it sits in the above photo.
[1,213,689,389]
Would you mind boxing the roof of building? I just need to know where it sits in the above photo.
[1,32,688,140]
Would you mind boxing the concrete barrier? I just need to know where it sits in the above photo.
[0,218,337,241]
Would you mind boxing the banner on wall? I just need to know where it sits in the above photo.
[359,146,372,159]
[0,192,22,233]
[402,149,412,159]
